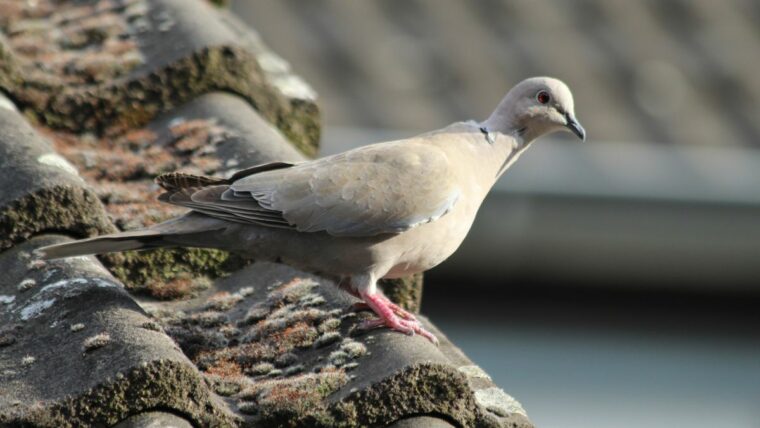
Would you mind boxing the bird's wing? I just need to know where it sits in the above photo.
[169,141,460,237]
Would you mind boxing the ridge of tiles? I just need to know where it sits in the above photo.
[0,1,532,427]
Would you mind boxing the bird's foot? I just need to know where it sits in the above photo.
[348,298,416,321]
[358,318,439,345]
[357,292,439,345]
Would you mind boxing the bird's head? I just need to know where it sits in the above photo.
[484,77,585,142]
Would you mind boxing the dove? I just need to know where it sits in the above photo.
[38,77,585,344]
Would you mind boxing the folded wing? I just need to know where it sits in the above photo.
[160,142,460,237]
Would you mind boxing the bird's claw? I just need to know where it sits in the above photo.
[355,292,439,345]
[349,300,417,321]
[358,317,438,344]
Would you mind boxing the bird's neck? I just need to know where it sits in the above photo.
[482,91,526,134]
[483,109,545,143]
[477,119,534,182]
[431,121,532,196]
[498,132,533,182]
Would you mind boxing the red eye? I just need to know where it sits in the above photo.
[536,90,551,104]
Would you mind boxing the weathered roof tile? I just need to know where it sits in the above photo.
[0,0,319,155]
[0,94,114,251]
[140,261,531,427]
[0,235,235,427]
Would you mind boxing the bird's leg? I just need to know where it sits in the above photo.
[347,275,438,344]
[379,296,417,321]
[357,291,439,345]
[343,276,415,320]
[359,292,414,335]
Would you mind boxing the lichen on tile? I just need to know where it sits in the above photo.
[82,332,111,352]
[235,368,349,422]
[2,0,148,98]
[17,278,36,292]
[21,355,36,367]
[19,298,55,321]
[150,273,370,425]
[474,387,528,418]
[313,331,341,349]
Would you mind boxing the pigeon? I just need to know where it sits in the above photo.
[39,77,585,344]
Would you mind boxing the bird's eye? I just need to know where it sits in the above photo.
[536,90,551,105]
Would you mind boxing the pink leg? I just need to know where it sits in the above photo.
[383,299,417,321]
[358,292,439,345]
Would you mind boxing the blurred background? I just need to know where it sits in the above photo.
[232,2,760,427]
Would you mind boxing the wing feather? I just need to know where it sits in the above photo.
[159,139,461,237]
[230,141,460,236]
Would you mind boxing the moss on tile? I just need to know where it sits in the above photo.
[101,247,247,299]
[340,363,478,428]
[38,118,253,298]
[236,368,350,427]
[1,0,319,156]
[379,273,424,313]
[0,186,115,252]
[0,38,22,94]
[3,360,236,427]
[29,44,318,157]
[1,0,146,89]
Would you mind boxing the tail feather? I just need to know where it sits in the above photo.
[38,231,166,260]
[37,213,229,260]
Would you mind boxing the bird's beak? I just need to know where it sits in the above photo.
[565,113,586,141]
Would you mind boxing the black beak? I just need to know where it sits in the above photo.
[565,113,586,141]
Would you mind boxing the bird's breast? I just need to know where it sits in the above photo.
[383,190,482,278]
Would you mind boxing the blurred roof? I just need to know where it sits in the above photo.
[233,0,760,147]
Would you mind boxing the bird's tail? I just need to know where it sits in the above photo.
[37,213,227,260]
[37,230,167,259]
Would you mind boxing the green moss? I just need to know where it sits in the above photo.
[245,363,483,428]
[23,46,319,157]
[4,16,321,162]
[204,374,243,397]
[240,370,350,428]
[0,186,115,252]
[0,39,23,94]
[379,273,424,313]
[5,360,236,427]
[277,99,320,158]
[101,247,249,299]
[340,363,478,428]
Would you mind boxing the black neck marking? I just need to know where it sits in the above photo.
[479,126,495,144]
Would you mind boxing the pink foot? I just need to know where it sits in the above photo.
[349,298,416,321]
[358,292,439,345]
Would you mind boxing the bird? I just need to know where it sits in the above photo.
[38,77,585,344]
